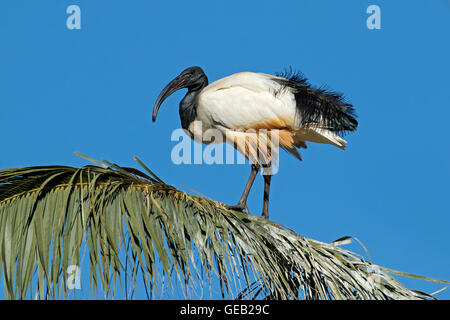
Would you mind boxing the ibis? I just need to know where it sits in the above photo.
[152,66,358,219]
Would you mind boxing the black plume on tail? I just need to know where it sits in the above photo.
[273,68,358,136]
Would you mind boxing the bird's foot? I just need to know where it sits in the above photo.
[226,203,249,214]
[261,209,269,220]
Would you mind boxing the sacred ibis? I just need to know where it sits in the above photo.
[152,66,358,219]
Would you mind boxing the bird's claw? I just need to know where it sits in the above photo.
[226,203,249,214]
[226,204,245,211]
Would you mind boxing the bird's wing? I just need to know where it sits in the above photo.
[197,72,297,130]
[196,72,348,161]
[197,72,301,163]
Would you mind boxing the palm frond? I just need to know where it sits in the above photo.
[0,155,448,300]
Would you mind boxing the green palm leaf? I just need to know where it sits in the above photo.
[0,154,448,300]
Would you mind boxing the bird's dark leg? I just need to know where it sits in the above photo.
[227,164,260,212]
[261,173,272,219]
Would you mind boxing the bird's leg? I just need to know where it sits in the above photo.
[227,164,260,212]
[261,173,272,219]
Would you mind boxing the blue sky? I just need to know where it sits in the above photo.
[1,0,449,299]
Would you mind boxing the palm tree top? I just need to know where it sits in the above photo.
[0,153,448,300]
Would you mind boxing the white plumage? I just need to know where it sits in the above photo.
[193,72,347,152]
[196,72,296,130]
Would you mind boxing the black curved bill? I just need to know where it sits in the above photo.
[152,74,187,122]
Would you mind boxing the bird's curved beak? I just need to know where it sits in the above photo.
[152,74,187,122]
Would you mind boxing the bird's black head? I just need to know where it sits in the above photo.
[152,66,208,122]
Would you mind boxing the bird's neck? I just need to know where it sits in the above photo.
[179,82,208,131]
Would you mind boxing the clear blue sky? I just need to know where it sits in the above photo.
[1,0,449,299]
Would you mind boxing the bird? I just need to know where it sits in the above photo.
[152,66,358,219]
